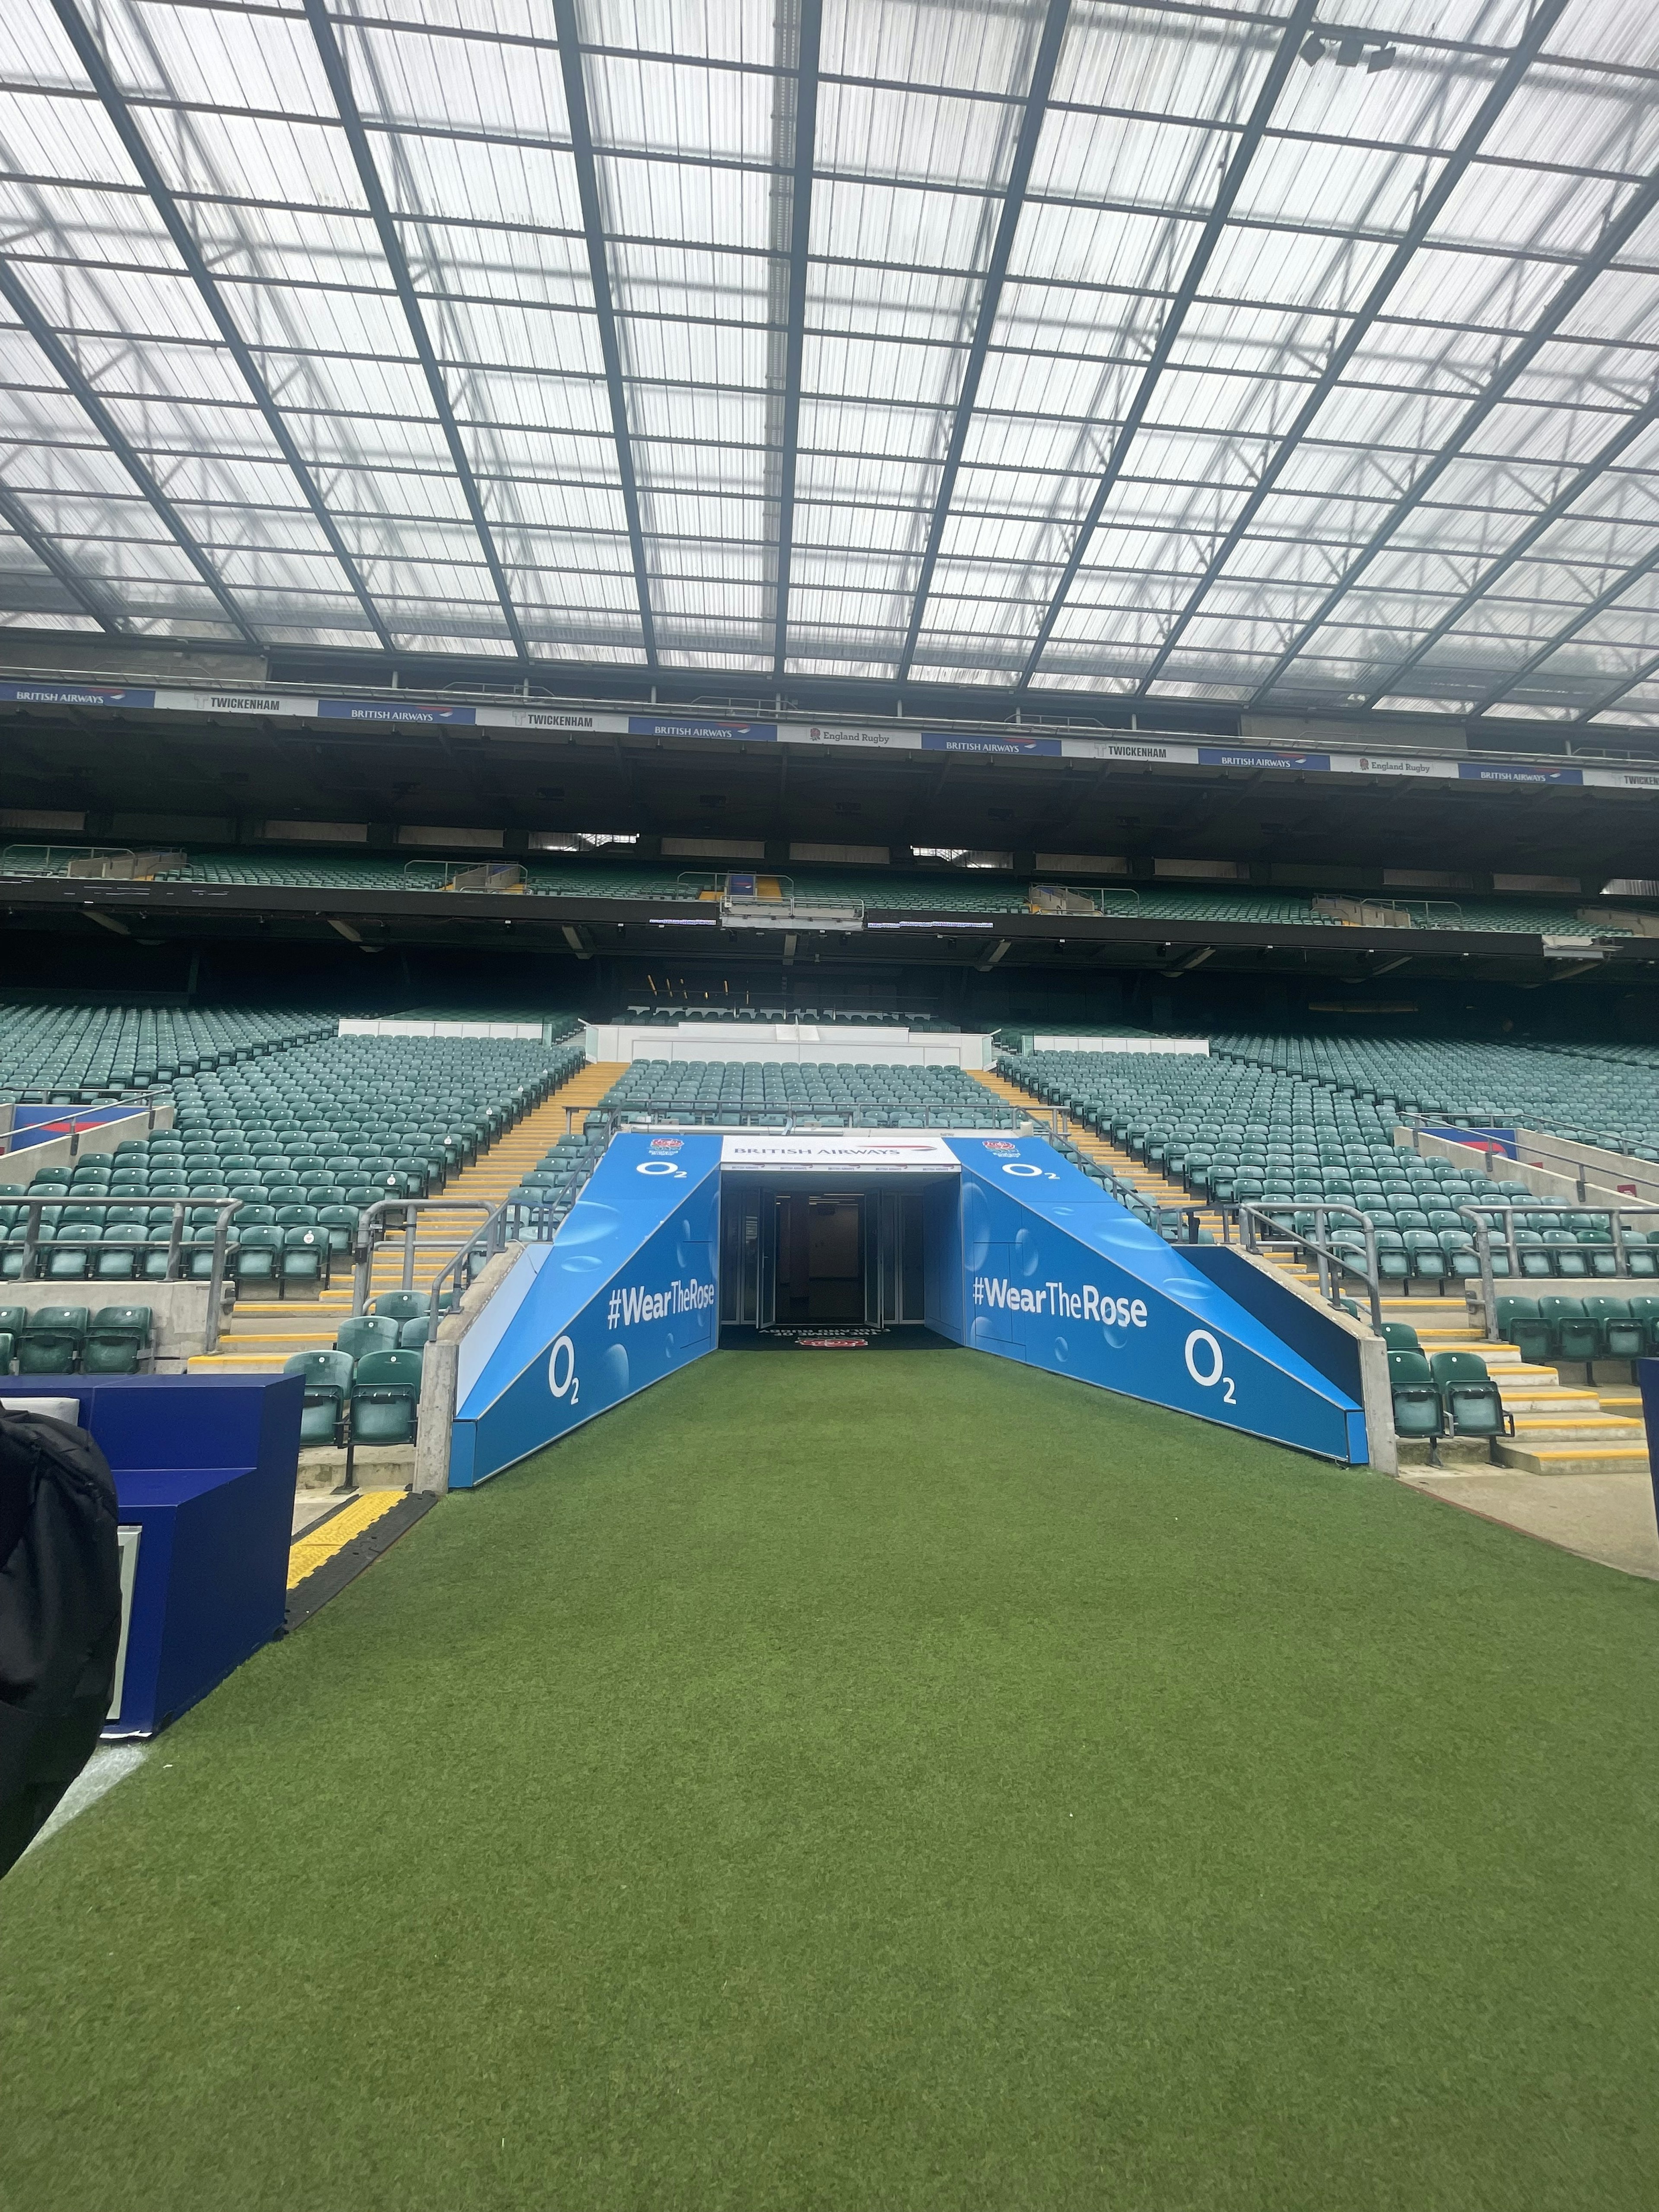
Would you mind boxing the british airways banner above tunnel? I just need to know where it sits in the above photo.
[942,1137,1366,1462]
[449,1131,723,1487]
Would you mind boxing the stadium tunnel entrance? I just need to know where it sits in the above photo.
[719,1182,931,1333]
[446,1130,1370,1487]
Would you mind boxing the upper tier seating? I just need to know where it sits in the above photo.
[3,848,1647,936]
[0,1002,331,1097]
[595,1060,1018,1128]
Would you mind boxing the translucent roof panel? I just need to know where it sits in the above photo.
[0,0,1655,717]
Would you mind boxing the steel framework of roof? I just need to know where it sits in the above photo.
[2,0,1659,726]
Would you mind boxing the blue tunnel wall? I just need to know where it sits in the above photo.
[448,1131,1367,1487]
[938,1137,1366,1463]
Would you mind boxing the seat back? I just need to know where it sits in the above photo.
[1429,1351,1487,1385]
[336,1315,397,1360]
[1379,1322,1420,1354]
[372,1291,428,1322]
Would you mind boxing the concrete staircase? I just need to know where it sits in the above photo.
[976,1064,1650,1479]
[190,1062,626,1375]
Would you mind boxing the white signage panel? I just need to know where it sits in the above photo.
[718,1131,962,1173]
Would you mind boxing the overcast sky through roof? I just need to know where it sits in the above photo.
[1,0,1658,726]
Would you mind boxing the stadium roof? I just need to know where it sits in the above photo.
[3,0,1659,727]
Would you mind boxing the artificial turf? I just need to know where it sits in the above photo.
[4,1346,1659,2211]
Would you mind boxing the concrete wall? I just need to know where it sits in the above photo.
[412,1244,523,1495]
[1399,1124,1659,1211]
[1513,1128,1659,1206]
[1023,1036,1210,1055]
[584,1021,994,1067]
[1,1279,226,1369]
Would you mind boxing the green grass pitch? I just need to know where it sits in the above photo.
[4,1346,1659,2210]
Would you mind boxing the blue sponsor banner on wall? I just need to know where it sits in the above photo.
[317,697,478,724]
[1456,761,1583,784]
[9,1103,141,1151]
[626,716,777,741]
[921,730,1062,755]
[1423,1124,1516,1157]
[0,681,156,708]
[1197,746,1331,771]
[450,1131,723,1486]
[942,1136,1366,1461]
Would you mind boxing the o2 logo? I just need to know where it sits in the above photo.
[1001,1162,1043,1179]
[1184,1329,1236,1406]
[548,1334,579,1406]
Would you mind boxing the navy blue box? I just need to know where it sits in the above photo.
[1,1374,302,1735]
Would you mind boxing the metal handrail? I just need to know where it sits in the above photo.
[1457,1198,1659,1337]
[0,1193,240,1351]
[1239,1199,1384,1333]
[350,1196,501,1315]
[424,1199,512,1324]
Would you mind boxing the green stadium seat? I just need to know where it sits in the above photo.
[83,1306,152,1374]
[336,1315,397,1361]
[279,1227,326,1295]
[1581,1297,1645,1360]
[1379,1322,1420,1354]
[372,1292,428,1323]
[1538,1296,1597,1360]
[283,1348,355,1446]
[17,1305,90,1373]
[350,1350,423,1445]
[234,1224,282,1290]
[1495,1296,1552,1362]
[1428,1352,1511,1440]
[1388,1351,1443,1440]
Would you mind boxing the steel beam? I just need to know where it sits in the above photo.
[52,0,394,652]
[771,0,823,676]
[896,0,1072,679]
[1246,169,1659,706]
[1362,386,1659,706]
[550,0,658,666]
[302,0,529,660]
[0,476,127,632]
[1551,543,1659,721]
[1015,0,1319,687]
[1135,0,1570,701]
[0,256,260,644]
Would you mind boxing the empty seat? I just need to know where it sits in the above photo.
[283,1348,355,1446]
[1538,1295,1598,1360]
[83,1305,152,1374]
[1428,1351,1511,1440]
[17,1304,91,1373]
[336,1314,398,1361]
[350,1350,423,1445]
[1388,1351,1443,1440]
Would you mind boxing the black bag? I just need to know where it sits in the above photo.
[0,1409,122,1879]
